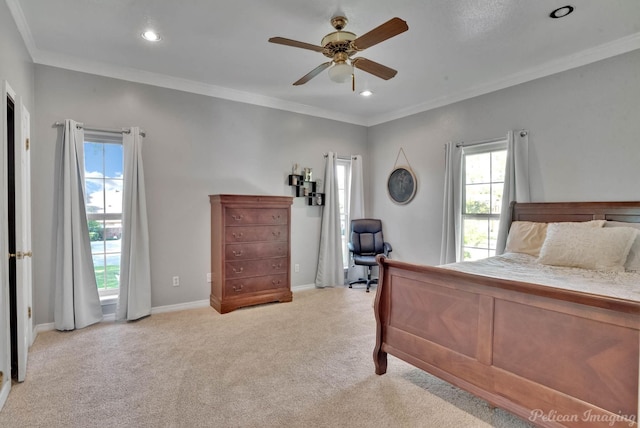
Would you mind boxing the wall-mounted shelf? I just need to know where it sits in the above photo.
[288,174,324,206]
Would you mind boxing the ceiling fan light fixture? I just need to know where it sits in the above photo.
[328,61,353,83]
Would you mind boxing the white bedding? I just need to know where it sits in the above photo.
[441,252,640,302]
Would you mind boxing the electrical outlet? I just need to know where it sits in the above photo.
[294,264,300,273]
[206,273,212,283]
[172,276,180,287]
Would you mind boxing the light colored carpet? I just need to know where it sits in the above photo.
[0,288,533,427]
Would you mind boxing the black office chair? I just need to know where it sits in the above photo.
[348,219,392,292]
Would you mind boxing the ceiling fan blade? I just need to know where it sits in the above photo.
[293,62,332,86]
[352,58,397,80]
[268,37,324,53]
[352,17,408,51]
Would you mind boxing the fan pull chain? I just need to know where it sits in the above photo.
[352,73,355,92]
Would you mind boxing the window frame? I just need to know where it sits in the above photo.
[460,140,507,261]
[83,131,124,299]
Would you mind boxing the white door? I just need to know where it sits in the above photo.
[15,102,32,381]
[0,80,14,407]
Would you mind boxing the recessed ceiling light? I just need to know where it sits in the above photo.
[549,5,574,19]
[142,30,161,42]
[360,90,373,97]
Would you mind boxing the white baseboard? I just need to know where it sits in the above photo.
[34,322,55,334]
[150,299,210,314]
[34,287,317,334]
[292,283,316,292]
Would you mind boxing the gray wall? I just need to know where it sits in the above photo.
[0,0,35,400]
[368,49,640,265]
[32,65,367,325]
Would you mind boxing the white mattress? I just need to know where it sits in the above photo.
[441,252,640,302]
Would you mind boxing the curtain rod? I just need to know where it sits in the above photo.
[54,121,146,138]
[323,153,354,160]
[456,130,527,148]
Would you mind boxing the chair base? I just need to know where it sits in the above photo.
[348,278,378,293]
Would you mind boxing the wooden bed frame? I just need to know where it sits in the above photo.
[373,202,640,428]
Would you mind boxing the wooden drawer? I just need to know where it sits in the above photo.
[225,242,287,260]
[225,257,288,279]
[225,208,288,225]
[225,274,288,295]
[225,225,288,243]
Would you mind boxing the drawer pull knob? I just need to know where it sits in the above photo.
[232,232,244,239]
[231,214,244,221]
[272,215,280,220]
[272,231,281,237]
[272,263,282,269]
[272,280,281,285]
[232,284,244,292]
[232,250,243,257]
[232,267,244,273]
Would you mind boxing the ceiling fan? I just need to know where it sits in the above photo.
[268,16,408,90]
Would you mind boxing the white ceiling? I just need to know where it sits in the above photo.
[7,0,640,126]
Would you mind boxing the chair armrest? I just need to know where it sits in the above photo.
[383,242,392,256]
[348,242,355,253]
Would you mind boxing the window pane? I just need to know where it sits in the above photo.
[491,150,507,182]
[84,142,104,178]
[463,247,490,261]
[491,182,503,215]
[104,179,123,214]
[465,184,491,214]
[489,218,500,250]
[463,218,489,248]
[104,143,123,178]
[465,153,490,184]
[85,179,104,214]
[336,161,350,269]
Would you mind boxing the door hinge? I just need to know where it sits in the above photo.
[28,306,32,319]
[0,371,3,385]
[25,138,30,151]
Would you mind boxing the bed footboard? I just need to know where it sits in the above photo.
[373,255,639,428]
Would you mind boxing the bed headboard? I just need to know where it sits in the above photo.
[511,201,640,224]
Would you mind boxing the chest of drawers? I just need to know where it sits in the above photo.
[210,194,293,313]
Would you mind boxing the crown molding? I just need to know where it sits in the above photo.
[6,0,37,61]
[366,33,640,126]
[33,50,369,126]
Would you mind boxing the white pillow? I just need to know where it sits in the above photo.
[505,222,548,256]
[505,220,605,257]
[605,221,640,271]
[537,224,638,272]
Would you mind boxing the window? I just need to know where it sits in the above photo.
[461,141,507,261]
[336,159,351,269]
[83,133,123,298]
